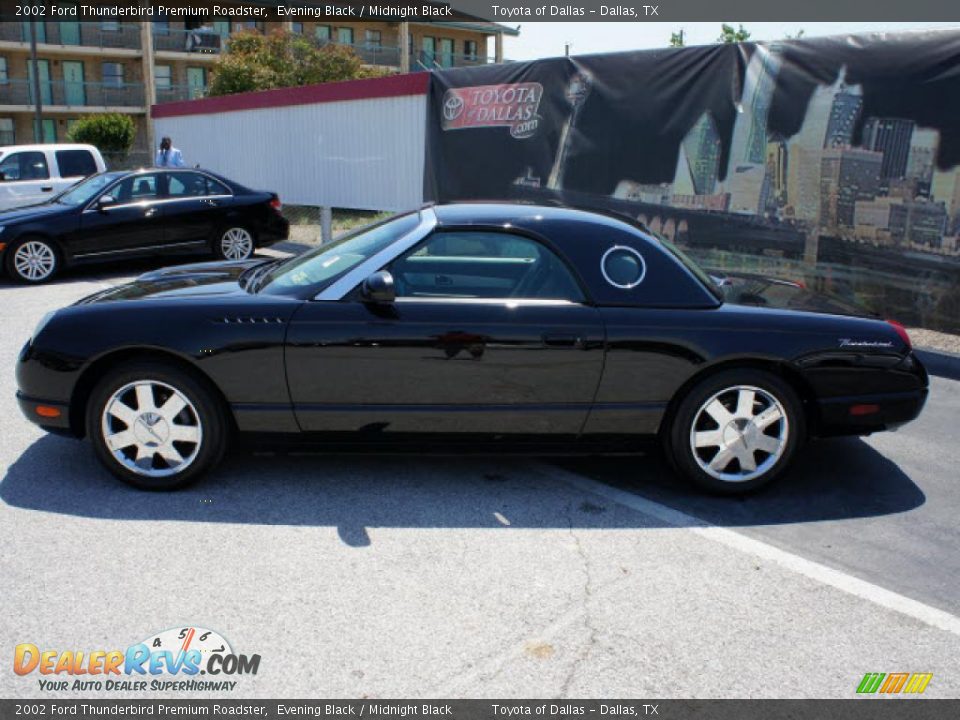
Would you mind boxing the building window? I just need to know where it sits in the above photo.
[0,57,7,85]
[337,27,354,45]
[154,12,169,35]
[439,38,454,67]
[464,40,478,59]
[102,62,124,87]
[212,21,230,39]
[364,30,381,47]
[101,19,119,31]
[0,118,14,145]
[155,65,172,89]
[291,22,303,34]
[315,25,331,43]
[41,119,56,143]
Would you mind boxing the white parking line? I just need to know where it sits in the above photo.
[558,470,960,638]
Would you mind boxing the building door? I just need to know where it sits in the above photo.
[59,16,81,45]
[28,59,53,105]
[186,67,206,99]
[421,37,436,67]
[22,22,46,43]
[439,38,454,68]
[62,61,85,106]
[41,119,56,142]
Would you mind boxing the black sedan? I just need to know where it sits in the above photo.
[0,168,288,283]
[16,203,928,493]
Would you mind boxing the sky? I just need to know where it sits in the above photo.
[502,22,960,61]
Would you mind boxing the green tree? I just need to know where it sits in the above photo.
[209,30,381,96]
[717,23,751,44]
[669,30,685,47]
[66,113,135,157]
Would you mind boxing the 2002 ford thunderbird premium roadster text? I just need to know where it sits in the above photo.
[16,204,928,493]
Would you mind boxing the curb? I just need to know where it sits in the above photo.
[915,348,960,381]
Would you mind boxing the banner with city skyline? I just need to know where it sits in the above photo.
[425,29,960,333]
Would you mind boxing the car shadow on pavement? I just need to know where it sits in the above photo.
[553,436,926,527]
[0,434,923,545]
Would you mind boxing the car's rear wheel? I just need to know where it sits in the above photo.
[665,369,804,494]
[214,226,255,261]
[6,236,60,283]
[86,361,228,490]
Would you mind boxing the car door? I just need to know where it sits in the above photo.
[0,150,55,210]
[285,229,605,436]
[161,171,228,250]
[74,173,166,258]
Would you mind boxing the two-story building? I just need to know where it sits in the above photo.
[0,9,518,163]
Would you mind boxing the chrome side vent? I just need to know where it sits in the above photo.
[215,316,285,325]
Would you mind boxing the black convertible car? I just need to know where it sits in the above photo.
[0,168,288,283]
[16,204,927,493]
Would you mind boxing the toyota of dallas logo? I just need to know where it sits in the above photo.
[441,83,544,139]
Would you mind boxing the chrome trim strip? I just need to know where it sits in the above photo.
[82,194,234,214]
[601,245,647,289]
[315,208,438,301]
[72,239,207,258]
[395,298,579,307]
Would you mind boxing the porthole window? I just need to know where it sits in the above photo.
[601,246,646,289]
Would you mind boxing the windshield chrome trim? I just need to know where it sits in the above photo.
[313,207,438,301]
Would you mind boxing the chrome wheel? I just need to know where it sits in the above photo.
[689,385,788,483]
[220,228,253,260]
[100,380,203,479]
[13,240,56,281]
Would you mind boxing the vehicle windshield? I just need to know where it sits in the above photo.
[54,171,127,206]
[655,233,724,302]
[258,212,421,295]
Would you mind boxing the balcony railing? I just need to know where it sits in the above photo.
[155,84,210,103]
[0,79,145,108]
[414,50,501,70]
[0,22,141,50]
[152,27,223,54]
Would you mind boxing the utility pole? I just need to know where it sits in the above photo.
[28,22,43,142]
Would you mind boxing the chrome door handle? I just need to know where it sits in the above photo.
[144,207,158,217]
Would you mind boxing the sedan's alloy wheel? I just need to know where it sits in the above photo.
[100,379,203,478]
[220,228,254,260]
[13,240,56,281]
[689,384,788,483]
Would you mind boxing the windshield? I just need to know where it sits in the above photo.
[55,171,127,206]
[258,212,421,296]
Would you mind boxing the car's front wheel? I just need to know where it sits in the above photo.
[665,369,804,494]
[214,226,255,261]
[86,361,229,490]
[5,236,60,283]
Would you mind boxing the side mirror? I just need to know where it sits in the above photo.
[361,270,395,304]
[97,195,116,211]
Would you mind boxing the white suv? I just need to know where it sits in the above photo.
[0,143,107,211]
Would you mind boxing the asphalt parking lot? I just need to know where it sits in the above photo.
[1,254,959,699]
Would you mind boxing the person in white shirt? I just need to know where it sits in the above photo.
[155,136,185,167]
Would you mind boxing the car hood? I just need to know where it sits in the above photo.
[76,259,269,304]
[0,202,72,223]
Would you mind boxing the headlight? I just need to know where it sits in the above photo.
[32,310,56,342]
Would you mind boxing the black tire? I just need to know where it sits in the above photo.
[85,361,229,490]
[212,225,255,261]
[664,368,804,495]
[4,236,61,284]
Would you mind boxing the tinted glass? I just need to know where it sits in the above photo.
[0,151,49,181]
[55,149,97,178]
[391,231,584,301]
[167,172,206,198]
[55,171,126,206]
[260,213,420,295]
[110,174,160,203]
[204,176,231,195]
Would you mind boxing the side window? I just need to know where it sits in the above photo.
[55,150,98,178]
[0,151,50,181]
[167,172,206,198]
[109,174,159,204]
[389,231,584,302]
[204,176,231,196]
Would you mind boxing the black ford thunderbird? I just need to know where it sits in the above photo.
[16,204,927,493]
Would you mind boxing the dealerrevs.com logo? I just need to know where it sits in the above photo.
[13,627,260,692]
[440,83,543,138]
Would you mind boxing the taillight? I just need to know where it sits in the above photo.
[886,319,911,349]
[270,196,282,212]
